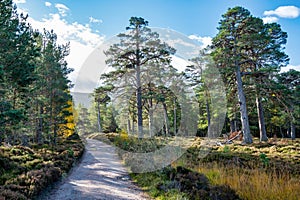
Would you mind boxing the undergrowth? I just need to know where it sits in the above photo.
[0,135,84,200]
[93,133,300,200]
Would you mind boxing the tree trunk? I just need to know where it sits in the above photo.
[205,96,211,131]
[53,123,57,146]
[132,119,135,135]
[287,127,291,138]
[136,73,143,138]
[256,95,268,142]
[35,104,43,144]
[279,126,284,138]
[173,98,176,135]
[236,65,252,144]
[127,118,131,135]
[135,26,143,139]
[97,101,102,132]
[230,118,237,133]
[162,102,169,136]
[148,108,154,137]
[291,122,296,140]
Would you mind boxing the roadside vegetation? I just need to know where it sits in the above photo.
[90,132,300,200]
[82,6,299,199]
[1,0,299,199]
[0,1,83,199]
[0,135,84,199]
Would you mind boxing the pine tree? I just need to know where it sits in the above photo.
[0,0,39,144]
[103,17,175,138]
[275,70,300,140]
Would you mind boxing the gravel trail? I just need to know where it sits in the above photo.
[41,139,151,200]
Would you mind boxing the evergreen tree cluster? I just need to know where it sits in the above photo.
[89,10,299,143]
[0,0,74,146]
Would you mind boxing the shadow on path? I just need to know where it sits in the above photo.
[39,139,150,200]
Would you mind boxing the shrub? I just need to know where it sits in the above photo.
[0,186,28,200]
[0,137,84,199]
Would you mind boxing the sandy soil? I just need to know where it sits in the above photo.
[39,139,151,200]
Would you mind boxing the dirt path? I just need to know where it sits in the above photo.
[40,139,151,200]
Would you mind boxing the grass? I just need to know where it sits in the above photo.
[88,132,169,153]
[93,132,300,200]
[194,163,300,200]
[174,137,300,200]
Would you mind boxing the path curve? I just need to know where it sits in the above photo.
[41,139,151,200]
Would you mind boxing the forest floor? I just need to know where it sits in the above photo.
[39,139,151,200]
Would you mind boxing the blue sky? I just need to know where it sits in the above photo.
[14,0,300,82]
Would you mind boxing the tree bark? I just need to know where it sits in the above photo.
[162,102,169,136]
[287,127,291,138]
[236,66,252,144]
[256,95,268,142]
[230,118,237,133]
[136,66,143,138]
[97,100,102,132]
[148,108,154,137]
[279,126,284,138]
[132,119,135,135]
[35,104,43,144]
[291,122,296,140]
[136,28,143,139]
[173,98,177,135]
[205,93,211,131]
[127,118,131,134]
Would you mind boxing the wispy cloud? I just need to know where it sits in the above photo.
[55,3,69,16]
[45,2,52,7]
[264,6,300,18]
[13,0,26,4]
[188,35,212,48]
[262,16,278,24]
[89,16,103,24]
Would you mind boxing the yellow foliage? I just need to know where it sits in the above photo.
[119,129,129,140]
[58,100,76,138]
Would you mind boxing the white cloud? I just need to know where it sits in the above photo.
[262,16,279,24]
[55,3,69,16]
[264,6,300,18]
[89,16,103,24]
[188,35,212,48]
[29,14,103,47]
[26,10,104,83]
[13,0,26,4]
[281,65,300,72]
[171,55,193,72]
[67,41,95,82]
[45,2,52,7]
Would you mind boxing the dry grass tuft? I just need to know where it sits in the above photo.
[197,163,300,200]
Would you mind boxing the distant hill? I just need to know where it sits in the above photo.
[71,92,93,108]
